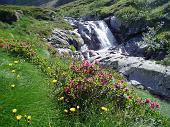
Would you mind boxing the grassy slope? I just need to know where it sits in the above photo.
[0,4,170,127]
[0,50,57,127]
[0,6,72,127]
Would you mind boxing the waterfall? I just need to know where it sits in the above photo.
[78,20,117,51]
[65,17,118,59]
[88,21,117,49]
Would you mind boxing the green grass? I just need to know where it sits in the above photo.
[0,50,58,127]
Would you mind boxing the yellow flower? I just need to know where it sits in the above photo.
[9,63,13,66]
[12,109,17,113]
[77,106,80,109]
[11,84,15,88]
[101,107,108,111]
[27,116,32,121]
[70,107,76,112]
[52,79,57,83]
[58,97,64,101]
[64,109,68,113]
[11,70,16,73]
[16,115,22,121]
[14,61,19,64]
[47,67,51,69]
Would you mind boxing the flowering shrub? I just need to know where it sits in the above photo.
[56,60,167,125]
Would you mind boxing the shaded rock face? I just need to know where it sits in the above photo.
[104,16,121,31]
[0,10,22,23]
[124,36,147,57]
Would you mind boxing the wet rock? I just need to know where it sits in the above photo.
[104,16,121,31]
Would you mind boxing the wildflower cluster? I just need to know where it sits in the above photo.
[145,98,160,109]
[11,108,32,125]
[56,60,164,125]
[5,60,32,125]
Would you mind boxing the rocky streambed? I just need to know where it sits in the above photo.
[47,16,170,100]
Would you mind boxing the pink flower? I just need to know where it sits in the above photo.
[76,83,81,90]
[94,60,99,65]
[64,87,71,94]
[154,102,160,108]
[145,98,151,104]
[101,79,108,85]
[121,80,124,84]
[128,96,132,99]
[108,74,112,77]
[150,102,155,109]
[81,60,91,67]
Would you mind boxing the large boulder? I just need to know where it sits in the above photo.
[124,36,147,56]
[91,53,170,100]
[104,16,121,31]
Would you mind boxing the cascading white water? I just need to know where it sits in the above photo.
[88,21,117,49]
[65,18,118,59]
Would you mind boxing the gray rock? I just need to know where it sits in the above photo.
[124,36,147,56]
[110,16,121,31]
[47,28,84,50]
[56,48,73,56]
[91,53,170,99]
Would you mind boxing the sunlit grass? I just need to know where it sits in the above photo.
[0,51,58,127]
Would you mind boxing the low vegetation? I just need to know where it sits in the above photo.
[0,4,170,127]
